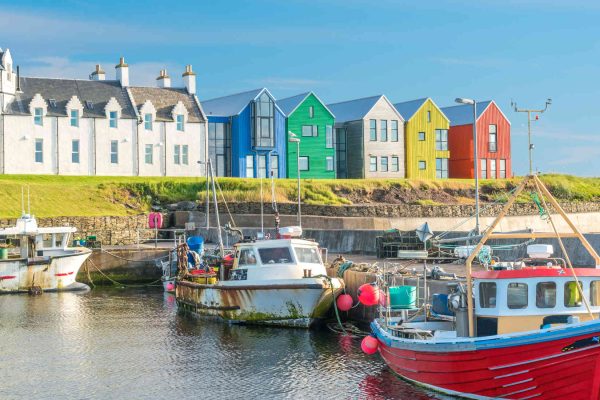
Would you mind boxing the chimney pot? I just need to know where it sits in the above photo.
[115,57,129,86]
[182,65,197,94]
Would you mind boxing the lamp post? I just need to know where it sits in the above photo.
[455,97,479,235]
[289,131,301,227]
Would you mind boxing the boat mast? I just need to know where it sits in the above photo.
[271,170,280,237]
[208,159,224,258]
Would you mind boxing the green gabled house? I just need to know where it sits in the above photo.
[277,92,335,179]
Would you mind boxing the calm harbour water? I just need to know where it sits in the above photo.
[0,288,446,400]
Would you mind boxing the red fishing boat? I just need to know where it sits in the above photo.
[370,174,600,400]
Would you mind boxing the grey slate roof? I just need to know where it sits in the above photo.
[202,88,264,117]
[441,100,492,126]
[326,95,383,123]
[6,77,137,119]
[129,86,204,123]
[393,98,428,121]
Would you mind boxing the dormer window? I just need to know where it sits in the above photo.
[85,101,94,110]
[176,114,184,131]
[144,113,153,130]
[70,110,79,127]
[49,99,57,108]
[34,108,43,126]
[109,111,118,128]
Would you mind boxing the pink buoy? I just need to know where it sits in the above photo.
[166,282,175,291]
[357,284,380,306]
[361,335,379,355]
[336,294,354,312]
[148,212,163,229]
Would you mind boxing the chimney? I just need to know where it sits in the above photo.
[156,69,171,88]
[182,65,196,94]
[90,64,106,81]
[115,57,129,87]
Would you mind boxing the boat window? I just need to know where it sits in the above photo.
[591,281,600,306]
[294,247,321,264]
[564,281,583,307]
[507,283,528,309]
[258,247,293,264]
[536,282,556,308]
[239,249,257,266]
[479,282,497,308]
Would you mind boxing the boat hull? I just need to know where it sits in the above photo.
[372,318,600,400]
[176,277,343,328]
[0,249,91,293]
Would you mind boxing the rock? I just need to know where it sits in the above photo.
[177,201,198,211]
[166,203,179,211]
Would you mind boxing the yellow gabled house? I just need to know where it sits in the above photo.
[394,98,450,179]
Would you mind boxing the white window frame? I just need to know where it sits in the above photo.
[182,145,189,165]
[302,125,318,137]
[145,144,153,164]
[436,158,448,179]
[326,156,334,171]
[499,159,506,178]
[299,156,309,171]
[369,156,377,172]
[325,125,333,148]
[109,111,118,128]
[176,114,184,131]
[308,106,314,118]
[110,140,119,164]
[391,120,398,142]
[391,156,399,172]
[380,120,388,142]
[174,145,181,165]
[35,139,43,163]
[245,155,254,177]
[34,108,43,126]
[270,154,279,178]
[70,109,79,127]
[144,113,153,130]
[72,139,80,163]
[481,158,487,179]
[490,159,497,179]
[381,156,388,172]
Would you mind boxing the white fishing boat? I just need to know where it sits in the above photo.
[0,213,91,293]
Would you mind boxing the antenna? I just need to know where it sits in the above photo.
[512,98,552,175]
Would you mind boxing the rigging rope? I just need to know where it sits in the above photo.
[530,191,549,220]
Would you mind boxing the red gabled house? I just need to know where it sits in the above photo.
[441,100,511,179]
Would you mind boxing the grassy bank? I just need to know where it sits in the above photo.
[1,174,599,218]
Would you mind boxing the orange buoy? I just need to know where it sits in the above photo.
[361,335,379,355]
[358,284,379,306]
[336,294,354,311]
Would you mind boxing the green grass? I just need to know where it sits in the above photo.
[1,174,599,218]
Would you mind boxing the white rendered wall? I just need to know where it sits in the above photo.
[93,117,137,176]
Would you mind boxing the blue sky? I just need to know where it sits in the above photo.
[1,0,599,176]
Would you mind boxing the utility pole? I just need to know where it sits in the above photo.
[512,98,552,174]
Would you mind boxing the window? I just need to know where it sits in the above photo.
[245,155,254,177]
[418,160,426,170]
[239,249,257,265]
[174,145,181,165]
[326,156,334,171]
[252,92,274,148]
[70,110,79,127]
[34,139,43,163]
[270,154,279,178]
[536,282,556,308]
[380,120,388,141]
[369,156,377,172]
[258,247,293,264]
[144,113,152,130]
[565,281,583,307]
[507,282,528,309]
[479,282,497,308]
[381,156,388,172]
[299,156,309,171]
[489,125,497,152]
[109,111,118,128]
[499,159,506,178]
[110,140,118,164]
[391,156,399,172]
[294,247,321,264]
[49,99,57,108]
[308,106,314,118]
[144,144,153,164]
[258,154,267,178]
[436,158,448,178]
[480,159,487,179]
[435,129,448,151]
[182,145,189,165]
[34,108,43,126]
[490,159,497,179]
[302,125,318,137]
[71,140,80,163]
[336,128,347,178]
[418,131,426,141]
[427,110,431,122]
[209,122,231,177]
[369,119,377,141]
[591,281,600,306]
[325,125,333,148]
[391,120,398,142]
[176,114,184,131]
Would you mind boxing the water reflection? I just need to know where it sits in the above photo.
[0,289,445,400]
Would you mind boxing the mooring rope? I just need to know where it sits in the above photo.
[84,257,163,288]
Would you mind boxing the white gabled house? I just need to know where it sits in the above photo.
[0,48,207,177]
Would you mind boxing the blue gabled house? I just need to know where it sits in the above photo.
[201,88,286,178]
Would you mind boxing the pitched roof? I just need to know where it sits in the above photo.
[201,88,265,117]
[129,86,204,123]
[441,100,492,126]
[393,98,429,121]
[276,91,335,118]
[6,77,137,118]
[326,95,384,122]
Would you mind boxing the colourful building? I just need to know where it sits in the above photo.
[394,98,450,179]
[277,92,335,179]
[201,88,286,178]
[441,100,511,179]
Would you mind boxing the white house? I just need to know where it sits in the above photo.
[0,48,207,177]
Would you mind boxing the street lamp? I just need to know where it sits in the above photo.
[455,97,479,235]
[289,131,301,228]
